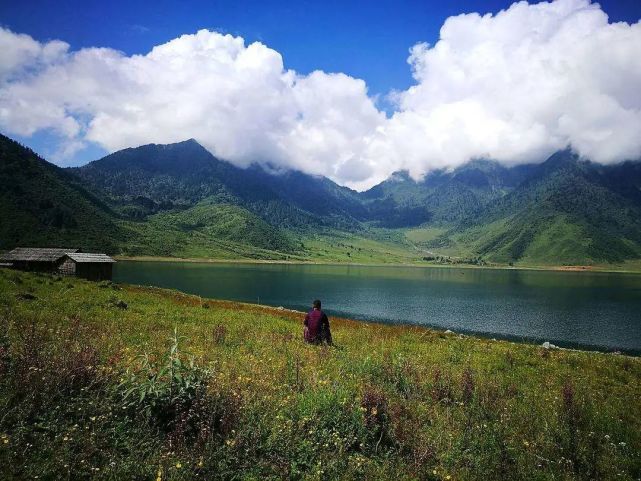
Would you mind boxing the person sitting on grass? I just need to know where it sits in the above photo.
[303,299,332,345]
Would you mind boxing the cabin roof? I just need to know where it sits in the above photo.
[65,253,116,263]
[0,247,79,263]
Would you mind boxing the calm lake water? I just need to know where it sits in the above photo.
[114,261,641,353]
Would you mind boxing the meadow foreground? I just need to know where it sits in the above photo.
[0,268,639,480]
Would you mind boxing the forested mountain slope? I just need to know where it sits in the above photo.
[0,134,124,252]
[72,139,366,230]
[3,132,641,266]
[425,151,641,264]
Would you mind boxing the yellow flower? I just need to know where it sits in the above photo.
[175,462,182,468]
[446,476,452,480]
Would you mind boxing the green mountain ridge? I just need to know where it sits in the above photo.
[2,132,641,266]
[71,139,367,230]
[0,134,125,252]
[0,135,298,259]
[436,151,641,264]
[362,160,537,226]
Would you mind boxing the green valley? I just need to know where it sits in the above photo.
[2,133,641,268]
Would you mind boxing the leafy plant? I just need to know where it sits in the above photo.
[119,328,210,429]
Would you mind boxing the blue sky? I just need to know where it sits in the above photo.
[3,0,640,98]
[1,0,641,188]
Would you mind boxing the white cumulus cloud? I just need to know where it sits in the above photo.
[368,0,641,183]
[0,0,640,190]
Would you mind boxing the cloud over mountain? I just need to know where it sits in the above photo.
[1,0,640,190]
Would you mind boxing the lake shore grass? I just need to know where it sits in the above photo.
[115,254,641,275]
[1,268,639,480]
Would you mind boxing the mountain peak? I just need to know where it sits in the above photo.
[389,170,413,183]
[178,138,202,147]
[78,137,222,178]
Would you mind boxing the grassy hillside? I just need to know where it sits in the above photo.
[0,134,126,253]
[424,152,641,265]
[4,131,641,267]
[298,229,422,264]
[1,269,639,480]
[119,200,299,259]
[0,135,305,260]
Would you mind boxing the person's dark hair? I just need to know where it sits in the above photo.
[313,299,321,309]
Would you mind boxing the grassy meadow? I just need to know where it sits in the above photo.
[0,268,639,480]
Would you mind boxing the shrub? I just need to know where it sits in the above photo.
[461,367,475,404]
[211,324,227,345]
[118,328,211,433]
[361,386,392,452]
[382,353,419,399]
[3,316,106,424]
[431,367,453,403]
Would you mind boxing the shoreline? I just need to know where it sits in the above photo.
[127,282,640,357]
[114,255,641,275]
[230,303,640,358]
[243,300,640,357]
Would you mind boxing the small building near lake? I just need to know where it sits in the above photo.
[58,253,115,281]
[0,247,115,281]
[0,247,79,272]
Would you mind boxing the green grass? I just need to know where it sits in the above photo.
[1,268,639,480]
[115,220,427,265]
[404,227,448,245]
[117,201,298,260]
[516,216,591,266]
[298,230,423,264]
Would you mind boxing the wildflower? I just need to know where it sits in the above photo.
[175,462,182,469]
[156,468,162,481]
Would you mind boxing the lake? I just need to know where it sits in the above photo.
[113,261,641,353]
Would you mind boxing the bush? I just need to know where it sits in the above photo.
[118,328,210,433]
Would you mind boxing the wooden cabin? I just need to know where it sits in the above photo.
[0,247,79,272]
[0,248,116,281]
[58,253,115,281]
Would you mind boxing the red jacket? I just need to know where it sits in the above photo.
[304,309,331,344]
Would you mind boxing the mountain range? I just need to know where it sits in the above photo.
[2,132,641,266]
